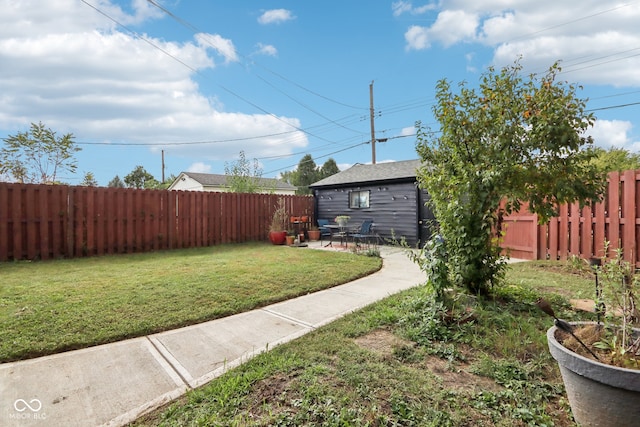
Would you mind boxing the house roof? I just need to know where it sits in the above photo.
[176,172,297,191]
[310,159,423,188]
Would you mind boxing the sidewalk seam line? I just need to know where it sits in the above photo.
[146,336,193,389]
[261,308,316,329]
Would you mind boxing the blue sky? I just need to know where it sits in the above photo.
[1,0,640,186]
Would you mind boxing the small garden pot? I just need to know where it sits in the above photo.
[285,235,295,245]
[547,322,640,427]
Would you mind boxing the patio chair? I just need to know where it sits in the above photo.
[351,219,374,247]
[317,219,332,245]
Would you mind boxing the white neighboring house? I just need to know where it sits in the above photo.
[168,172,297,195]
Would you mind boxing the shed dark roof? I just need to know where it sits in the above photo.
[310,159,423,188]
[181,172,296,190]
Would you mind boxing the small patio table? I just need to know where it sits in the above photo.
[324,224,350,247]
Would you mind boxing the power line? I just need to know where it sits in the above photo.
[80,0,346,147]
[588,101,640,112]
[145,0,365,111]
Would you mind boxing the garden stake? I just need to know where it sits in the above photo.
[536,298,600,361]
[589,257,605,325]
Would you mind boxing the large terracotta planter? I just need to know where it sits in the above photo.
[268,231,287,245]
[307,230,320,241]
[547,322,640,427]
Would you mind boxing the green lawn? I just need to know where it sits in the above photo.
[133,260,596,426]
[0,242,381,362]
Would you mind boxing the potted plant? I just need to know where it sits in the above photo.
[307,225,320,241]
[541,247,639,426]
[285,229,296,246]
[334,215,350,227]
[268,199,288,245]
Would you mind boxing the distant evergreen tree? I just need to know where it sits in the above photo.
[319,158,340,180]
[108,175,125,188]
[80,171,98,187]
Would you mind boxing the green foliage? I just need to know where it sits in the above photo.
[416,60,606,295]
[80,171,98,187]
[591,246,640,367]
[280,155,340,195]
[224,150,267,193]
[0,121,81,184]
[295,154,318,195]
[135,261,586,426]
[407,235,451,299]
[124,165,158,189]
[590,146,640,173]
[319,157,340,178]
[107,174,125,188]
[157,173,177,189]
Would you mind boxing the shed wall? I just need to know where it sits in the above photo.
[315,181,424,245]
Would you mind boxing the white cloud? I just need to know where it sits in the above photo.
[429,10,478,47]
[187,162,212,173]
[588,119,638,149]
[0,1,308,163]
[400,126,416,136]
[405,25,430,50]
[195,33,238,64]
[258,9,295,25]
[405,10,478,50]
[402,0,640,86]
[392,1,436,17]
[256,43,278,57]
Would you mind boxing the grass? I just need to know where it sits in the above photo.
[132,259,597,427]
[0,242,381,362]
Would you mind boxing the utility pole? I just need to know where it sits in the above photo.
[369,81,376,164]
[161,150,165,183]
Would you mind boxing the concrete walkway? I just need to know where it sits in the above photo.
[0,243,423,427]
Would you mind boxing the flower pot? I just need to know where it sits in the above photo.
[285,235,295,245]
[307,230,320,241]
[547,322,640,427]
[268,231,287,245]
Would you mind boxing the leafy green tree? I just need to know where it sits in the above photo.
[124,166,156,189]
[590,147,640,173]
[279,156,339,193]
[224,150,265,193]
[0,121,81,184]
[158,173,177,189]
[279,169,298,186]
[319,158,340,180]
[80,171,98,187]
[416,61,606,295]
[108,175,125,188]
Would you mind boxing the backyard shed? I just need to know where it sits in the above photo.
[309,159,435,246]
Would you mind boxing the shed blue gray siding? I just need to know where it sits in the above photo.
[314,181,434,245]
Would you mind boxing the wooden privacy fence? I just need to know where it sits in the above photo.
[501,170,640,267]
[0,183,314,261]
